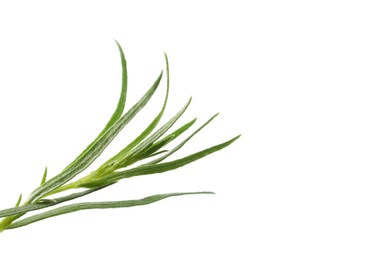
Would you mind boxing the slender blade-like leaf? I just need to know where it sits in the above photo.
[8,192,214,229]
[157,118,197,145]
[99,53,171,171]
[40,167,48,186]
[27,72,162,203]
[64,41,128,172]
[114,97,192,169]
[15,194,22,207]
[148,113,219,165]
[82,135,240,188]
[141,118,197,158]
[101,40,128,133]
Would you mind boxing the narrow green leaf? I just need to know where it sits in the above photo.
[144,136,175,157]
[0,185,112,218]
[101,40,128,133]
[40,167,48,186]
[8,192,214,230]
[63,41,128,172]
[115,97,192,169]
[127,97,191,157]
[158,118,197,145]
[82,135,240,188]
[99,53,171,170]
[27,72,163,203]
[141,118,197,157]
[15,194,22,207]
[148,113,219,165]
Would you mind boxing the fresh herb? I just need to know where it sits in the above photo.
[0,41,240,232]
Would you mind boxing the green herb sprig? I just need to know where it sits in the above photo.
[0,41,240,232]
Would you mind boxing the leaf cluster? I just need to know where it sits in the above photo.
[0,42,240,232]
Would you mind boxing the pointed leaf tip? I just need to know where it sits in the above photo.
[15,194,22,207]
[40,167,48,186]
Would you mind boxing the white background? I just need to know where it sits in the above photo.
[1,1,390,259]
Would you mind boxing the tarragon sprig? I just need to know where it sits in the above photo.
[0,41,240,232]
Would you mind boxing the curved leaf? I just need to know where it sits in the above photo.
[28,72,163,203]
[148,113,219,165]
[82,135,240,188]
[8,192,214,230]
[15,194,22,207]
[99,53,171,171]
[63,41,128,172]
[142,118,197,157]
[40,167,48,186]
[115,97,192,169]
